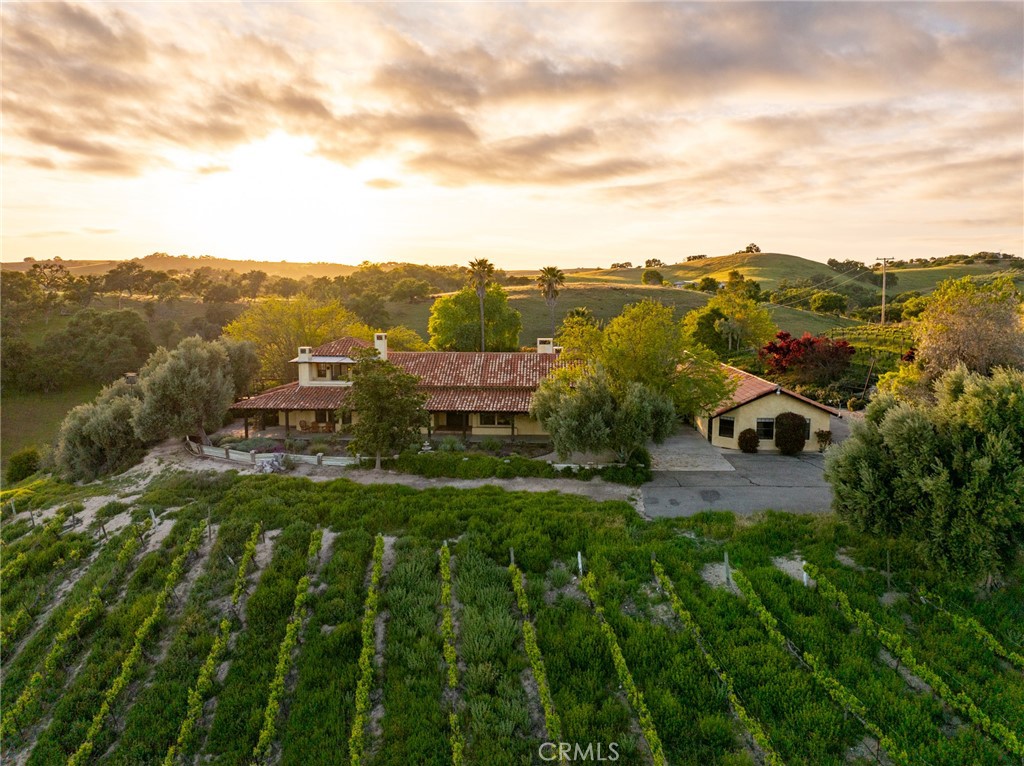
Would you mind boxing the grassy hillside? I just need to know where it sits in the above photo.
[766,305,858,336]
[886,265,1024,294]
[1,383,102,465]
[1,255,362,280]
[567,252,842,292]
[387,284,712,346]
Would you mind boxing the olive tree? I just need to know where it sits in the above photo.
[825,365,1024,586]
[132,336,256,444]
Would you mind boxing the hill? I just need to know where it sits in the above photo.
[1,254,364,280]
[567,252,843,292]
[386,284,713,345]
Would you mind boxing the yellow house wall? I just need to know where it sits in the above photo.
[275,409,548,437]
[697,395,832,452]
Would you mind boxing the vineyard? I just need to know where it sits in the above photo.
[1,472,1021,766]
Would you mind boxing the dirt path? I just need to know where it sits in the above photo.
[136,440,638,506]
[367,535,398,750]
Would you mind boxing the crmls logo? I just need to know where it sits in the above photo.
[538,742,620,762]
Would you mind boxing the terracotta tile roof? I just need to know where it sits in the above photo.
[235,338,566,414]
[714,365,839,417]
[389,351,562,388]
[233,382,351,411]
[423,388,535,412]
[311,338,371,356]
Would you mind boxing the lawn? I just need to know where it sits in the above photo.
[1,383,102,466]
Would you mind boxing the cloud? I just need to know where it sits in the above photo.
[1,0,1019,222]
[84,227,117,234]
[366,178,401,189]
[197,164,230,175]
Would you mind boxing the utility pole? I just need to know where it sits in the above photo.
[875,257,893,325]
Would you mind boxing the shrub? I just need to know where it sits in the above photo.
[5,447,40,484]
[814,429,833,452]
[847,397,865,411]
[738,428,759,453]
[230,437,280,453]
[307,439,333,455]
[437,435,465,452]
[774,412,807,456]
[478,436,503,454]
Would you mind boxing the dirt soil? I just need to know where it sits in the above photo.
[772,555,815,587]
[700,562,741,595]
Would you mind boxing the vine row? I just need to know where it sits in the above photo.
[580,572,667,766]
[652,561,785,766]
[731,569,910,766]
[803,563,1022,757]
[0,523,147,739]
[917,587,1024,670]
[162,523,263,766]
[251,528,323,763]
[67,521,207,766]
[439,542,465,766]
[509,563,564,746]
[348,533,385,766]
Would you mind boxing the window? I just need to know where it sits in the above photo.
[316,363,330,379]
[479,412,513,426]
[339,410,352,425]
[718,417,735,438]
[314,409,336,424]
[332,363,350,380]
[804,418,811,440]
[756,418,775,440]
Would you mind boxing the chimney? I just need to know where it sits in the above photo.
[297,346,312,362]
[537,338,554,354]
[374,332,388,361]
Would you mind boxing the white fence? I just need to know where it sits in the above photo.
[185,438,355,467]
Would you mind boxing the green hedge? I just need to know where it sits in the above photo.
[383,452,651,486]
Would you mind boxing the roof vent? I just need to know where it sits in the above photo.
[537,338,555,354]
[374,333,388,361]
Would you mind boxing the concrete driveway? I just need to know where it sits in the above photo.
[648,427,735,471]
[642,452,833,517]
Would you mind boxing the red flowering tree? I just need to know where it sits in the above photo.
[759,331,855,385]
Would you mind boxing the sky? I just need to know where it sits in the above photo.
[2,1,1022,269]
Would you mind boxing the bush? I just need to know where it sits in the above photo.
[847,397,865,411]
[814,429,833,452]
[230,437,280,453]
[478,436,503,454]
[437,436,465,452]
[774,412,807,456]
[738,429,759,453]
[307,439,333,455]
[4,447,40,484]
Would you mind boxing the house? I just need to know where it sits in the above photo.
[695,365,839,451]
[231,333,562,439]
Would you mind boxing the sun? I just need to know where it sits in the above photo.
[170,132,396,263]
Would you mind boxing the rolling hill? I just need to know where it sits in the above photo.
[566,252,844,292]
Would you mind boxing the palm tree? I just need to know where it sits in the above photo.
[467,258,495,351]
[536,266,566,337]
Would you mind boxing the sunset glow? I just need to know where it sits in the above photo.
[2,1,1021,267]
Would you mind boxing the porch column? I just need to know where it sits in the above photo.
[511,413,516,442]
[244,414,249,439]
[284,410,290,437]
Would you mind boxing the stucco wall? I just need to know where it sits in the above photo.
[697,395,832,452]
[276,409,549,437]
